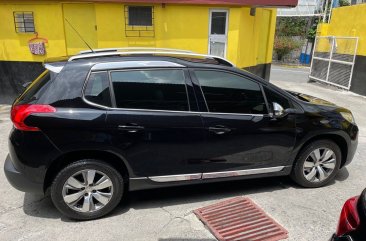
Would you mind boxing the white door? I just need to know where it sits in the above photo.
[208,9,228,58]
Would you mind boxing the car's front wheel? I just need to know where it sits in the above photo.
[291,140,342,188]
[51,159,124,220]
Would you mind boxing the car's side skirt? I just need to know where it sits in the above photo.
[148,173,202,182]
[201,166,285,179]
[131,166,286,183]
[128,166,292,191]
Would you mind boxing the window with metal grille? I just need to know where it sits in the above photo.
[14,11,35,33]
[124,6,154,37]
[128,6,153,26]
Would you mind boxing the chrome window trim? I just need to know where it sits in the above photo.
[82,98,264,117]
[200,112,264,117]
[91,61,185,71]
[145,166,286,183]
[81,98,264,117]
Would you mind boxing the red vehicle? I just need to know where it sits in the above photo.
[331,189,366,241]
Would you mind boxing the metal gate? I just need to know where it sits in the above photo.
[309,36,358,90]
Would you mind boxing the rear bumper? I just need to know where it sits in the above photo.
[5,127,62,194]
[4,154,43,194]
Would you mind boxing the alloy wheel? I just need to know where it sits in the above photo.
[303,148,337,183]
[62,169,114,213]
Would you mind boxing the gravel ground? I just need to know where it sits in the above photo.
[0,65,365,241]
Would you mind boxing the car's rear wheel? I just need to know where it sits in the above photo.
[291,140,341,188]
[51,160,124,220]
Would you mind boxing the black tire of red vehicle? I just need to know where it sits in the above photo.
[290,140,342,188]
[51,160,124,220]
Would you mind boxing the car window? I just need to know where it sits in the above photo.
[264,87,291,110]
[110,69,189,111]
[194,70,267,114]
[19,70,55,103]
[84,72,112,107]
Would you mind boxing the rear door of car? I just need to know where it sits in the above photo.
[105,68,207,179]
[189,68,297,177]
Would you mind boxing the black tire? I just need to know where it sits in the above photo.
[51,159,124,220]
[290,140,342,188]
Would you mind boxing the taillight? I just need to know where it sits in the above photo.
[336,196,361,237]
[10,104,56,131]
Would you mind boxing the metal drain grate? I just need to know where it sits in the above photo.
[194,197,288,241]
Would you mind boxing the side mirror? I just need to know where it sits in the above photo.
[272,102,285,118]
[271,102,303,118]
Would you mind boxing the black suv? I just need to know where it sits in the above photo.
[4,49,358,220]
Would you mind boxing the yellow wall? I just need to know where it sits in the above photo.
[63,3,98,54]
[317,4,366,56]
[0,2,66,62]
[236,8,276,67]
[94,4,211,53]
[0,1,276,68]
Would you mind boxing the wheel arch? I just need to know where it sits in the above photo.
[44,150,131,193]
[294,134,348,168]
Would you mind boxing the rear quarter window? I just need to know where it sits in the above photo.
[84,72,112,107]
[18,70,55,103]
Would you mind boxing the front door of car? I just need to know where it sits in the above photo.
[190,69,297,177]
[106,68,207,179]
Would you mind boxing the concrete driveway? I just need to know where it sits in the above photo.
[0,65,365,241]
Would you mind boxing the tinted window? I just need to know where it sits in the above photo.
[84,72,112,107]
[264,87,291,111]
[14,11,35,33]
[19,70,55,103]
[210,12,227,35]
[128,6,153,26]
[195,70,267,114]
[111,69,189,111]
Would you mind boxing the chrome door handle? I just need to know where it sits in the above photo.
[118,125,144,133]
[208,126,231,135]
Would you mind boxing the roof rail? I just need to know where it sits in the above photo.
[69,50,235,67]
[79,47,193,55]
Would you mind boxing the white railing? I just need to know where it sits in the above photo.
[309,36,358,90]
